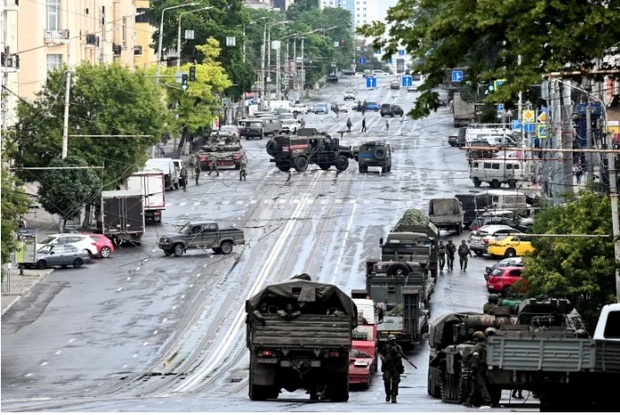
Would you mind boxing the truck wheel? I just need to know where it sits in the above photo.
[327,376,349,402]
[508,179,517,188]
[381,165,387,173]
[374,147,386,160]
[335,155,349,171]
[473,177,481,187]
[457,368,471,403]
[277,165,291,172]
[36,260,47,269]
[491,179,500,188]
[358,163,367,173]
[427,366,442,398]
[505,248,516,257]
[220,242,233,255]
[318,163,331,171]
[163,250,173,257]
[386,263,409,277]
[387,163,392,172]
[294,156,308,172]
[173,244,185,257]
[212,247,222,254]
[266,140,278,156]
[488,386,502,407]
[72,258,84,268]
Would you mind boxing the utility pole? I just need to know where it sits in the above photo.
[608,130,620,302]
[300,36,305,97]
[561,82,574,196]
[275,43,281,101]
[260,24,266,110]
[62,40,72,159]
[586,100,594,180]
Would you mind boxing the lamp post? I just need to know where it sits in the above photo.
[177,6,213,67]
[263,21,290,109]
[277,32,300,101]
[298,27,338,96]
[244,17,267,63]
[156,2,197,84]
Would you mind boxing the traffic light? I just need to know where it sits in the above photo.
[189,65,196,82]
[181,74,188,91]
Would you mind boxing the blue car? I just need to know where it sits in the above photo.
[365,102,380,111]
[314,103,329,114]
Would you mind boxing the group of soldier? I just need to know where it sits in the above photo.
[178,152,248,188]
[437,239,474,271]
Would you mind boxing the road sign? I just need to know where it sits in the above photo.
[512,120,522,131]
[398,49,405,56]
[537,124,548,139]
[523,110,535,122]
[401,76,412,87]
[451,70,464,82]
[537,111,548,123]
[375,49,382,55]
[387,58,392,64]
[366,77,377,89]
[494,79,506,90]
[358,57,366,65]
[496,103,504,112]
[524,123,535,133]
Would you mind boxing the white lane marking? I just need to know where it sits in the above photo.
[153,330,159,335]
[55,351,61,355]
[196,274,201,277]
[179,202,187,207]
[123,365,128,369]
[193,202,200,206]
[40,362,48,366]
[162,318,167,323]
[175,195,309,392]
[68,339,75,344]
[181,295,185,299]
[127,277,132,281]
[330,202,358,285]
[136,267,141,271]
[236,200,244,205]
[117,287,123,292]
[172,305,177,310]
[25,373,33,377]
[133,353,139,358]
[143,342,149,346]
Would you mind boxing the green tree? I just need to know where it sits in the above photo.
[11,63,167,189]
[160,39,232,149]
[1,162,31,265]
[357,0,620,119]
[523,191,617,331]
[37,156,100,232]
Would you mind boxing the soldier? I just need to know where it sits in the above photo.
[208,158,220,176]
[179,166,188,192]
[361,117,367,133]
[438,241,447,272]
[189,153,198,178]
[385,119,390,132]
[380,335,404,403]
[277,302,301,320]
[194,163,201,185]
[465,331,492,408]
[445,240,456,271]
[252,302,269,325]
[483,294,500,315]
[346,118,353,133]
[239,155,248,181]
[458,240,473,271]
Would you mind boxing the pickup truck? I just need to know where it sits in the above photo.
[157,222,245,256]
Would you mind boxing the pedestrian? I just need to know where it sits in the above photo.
[189,153,198,178]
[239,155,247,181]
[194,163,201,185]
[157,142,165,156]
[575,165,583,184]
[179,166,188,192]
[380,335,404,403]
[464,331,492,408]
[483,294,500,315]
[361,117,367,133]
[385,119,390,132]
[458,240,473,271]
[346,118,352,133]
[334,106,340,117]
[438,241,446,272]
[445,240,456,271]
[208,158,220,176]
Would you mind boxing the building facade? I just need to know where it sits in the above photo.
[1,0,20,130]
[17,0,138,101]
[318,0,381,29]
[133,0,155,69]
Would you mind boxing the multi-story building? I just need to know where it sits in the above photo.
[17,0,138,101]
[1,0,21,130]
[318,0,381,29]
[133,0,155,69]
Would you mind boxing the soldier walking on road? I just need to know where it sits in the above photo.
[361,117,367,133]
[458,240,473,271]
[346,118,352,133]
[239,155,248,181]
[464,331,492,408]
[189,153,198,178]
[385,119,390,132]
[445,240,456,271]
[179,167,188,192]
[194,164,201,185]
[208,158,220,176]
[438,241,447,272]
[380,335,405,403]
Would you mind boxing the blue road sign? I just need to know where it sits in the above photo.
[537,124,548,139]
[511,120,522,131]
[386,58,392,64]
[358,57,366,65]
[366,77,377,89]
[402,76,412,87]
[524,123,535,133]
[375,49,382,55]
[452,70,463,82]
[398,49,405,56]
[497,103,504,112]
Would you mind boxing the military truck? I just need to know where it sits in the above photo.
[266,132,355,172]
[157,222,245,256]
[200,133,245,170]
[365,259,433,349]
[245,276,357,401]
[353,141,392,173]
[428,198,464,235]
[382,209,440,278]
[452,92,475,128]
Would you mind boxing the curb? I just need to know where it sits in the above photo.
[1,268,55,315]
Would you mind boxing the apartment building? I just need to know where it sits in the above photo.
[133,0,155,69]
[1,0,20,130]
[318,0,381,29]
[17,0,138,100]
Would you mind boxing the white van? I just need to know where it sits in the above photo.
[484,190,529,213]
[478,134,519,147]
[465,127,514,143]
[145,158,179,190]
[469,159,528,188]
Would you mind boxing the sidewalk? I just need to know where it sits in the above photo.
[1,267,55,315]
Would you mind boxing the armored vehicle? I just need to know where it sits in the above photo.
[353,141,392,173]
[245,276,357,401]
[266,133,355,172]
[199,134,244,170]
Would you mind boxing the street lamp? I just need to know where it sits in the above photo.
[177,6,214,67]
[260,20,290,109]
[297,27,339,96]
[156,2,197,84]
[244,17,267,63]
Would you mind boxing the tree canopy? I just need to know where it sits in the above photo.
[357,0,620,119]
[523,191,617,331]
[11,63,167,189]
[1,161,31,265]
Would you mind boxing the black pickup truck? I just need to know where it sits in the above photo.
[158,222,245,256]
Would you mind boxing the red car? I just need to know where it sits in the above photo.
[82,233,114,258]
[349,324,377,389]
[486,266,524,296]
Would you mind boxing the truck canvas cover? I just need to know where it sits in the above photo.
[246,279,358,327]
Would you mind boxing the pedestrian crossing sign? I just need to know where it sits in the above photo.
[537,124,548,139]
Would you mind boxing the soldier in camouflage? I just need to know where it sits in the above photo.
[465,331,492,408]
[483,294,500,315]
[380,334,404,403]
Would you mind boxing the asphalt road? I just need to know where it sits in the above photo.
[1,75,538,412]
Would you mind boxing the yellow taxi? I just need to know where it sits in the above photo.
[486,234,534,258]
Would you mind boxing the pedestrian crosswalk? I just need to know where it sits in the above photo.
[166,197,393,208]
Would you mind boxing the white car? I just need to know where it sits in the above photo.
[343,90,356,100]
[292,104,309,116]
[407,84,417,92]
[36,233,99,257]
[337,103,348,112]
[218,125,239,137]
[373,70,388,76]
[280,118,299,134]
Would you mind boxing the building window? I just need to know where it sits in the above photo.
[47,54,62,71]
[134,46,143,56]
[47,0,61,30]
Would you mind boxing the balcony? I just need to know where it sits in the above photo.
[44,29,70,44]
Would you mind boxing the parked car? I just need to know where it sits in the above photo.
[365,102,380,111]
[342,70,355,76]
[486,266,524,296]
[380,104,404,117]
[487,234,534,258]
[348,349,375,389]
[390,80,400,90]
[280,117,299,134]
[82,233,114,258]
[337,103,348,113]
[37,233,98,257]
[373,70,388,76]
[218,125,239,139]
[484,257,524,281]
[344,90,356,100]
[407,84,417,92]
[292,104,309,116]
[26,244,91,270]
[469,210,521,231]
[327,74,339,83]
[468,224,520,256]
[314,103,329,114]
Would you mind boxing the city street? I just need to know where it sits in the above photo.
[1,75,537,412]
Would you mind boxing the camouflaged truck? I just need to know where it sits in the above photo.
[266,129,355,172]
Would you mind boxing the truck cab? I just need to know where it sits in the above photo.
[593,303,620,341]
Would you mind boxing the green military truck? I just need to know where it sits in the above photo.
[245,276,358,402]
